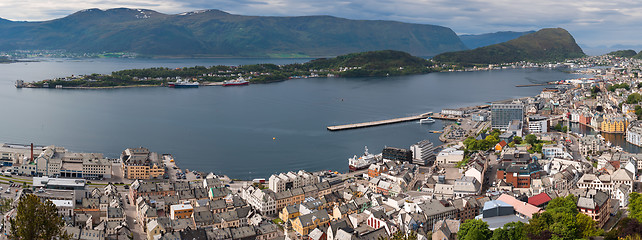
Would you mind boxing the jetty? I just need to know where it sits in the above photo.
[327,112,432,131]
[515,83,551,87]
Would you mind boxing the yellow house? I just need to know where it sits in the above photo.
[291,211,331,236]
[121,147,165,179]
[146,220,165,240]
[601,116,628,133]
[279,205,300,222]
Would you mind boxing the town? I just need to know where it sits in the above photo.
[3,53,642,240]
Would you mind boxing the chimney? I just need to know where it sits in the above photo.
[31,143,34,162]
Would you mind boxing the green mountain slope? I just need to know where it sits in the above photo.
[459,31,535,49]
[433,28,585,64]
[607,50,637,58]
[0,8,467,57]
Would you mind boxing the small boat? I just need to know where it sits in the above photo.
[419,118,435,124]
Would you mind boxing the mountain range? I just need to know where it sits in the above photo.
[0,8,468,57]
[433,28,585,64]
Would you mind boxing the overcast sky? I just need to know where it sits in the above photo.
[1,0,641,49]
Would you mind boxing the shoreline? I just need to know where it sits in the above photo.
[22,65,567,90]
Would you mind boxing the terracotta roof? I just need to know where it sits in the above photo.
[497,194,541,218]
[497,141,508,147]
[527,192,552,207]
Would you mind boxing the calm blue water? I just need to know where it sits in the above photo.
[0,59,588,178]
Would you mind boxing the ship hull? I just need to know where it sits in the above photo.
[223,82,249,86]
[172,84,199,88]
[349,165,368,172]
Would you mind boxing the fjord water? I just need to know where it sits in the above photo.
[0,58,583,178]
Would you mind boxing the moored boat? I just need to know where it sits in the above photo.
[223,77,249,86]
[419,117,435,124]
[169,79,199,88]
[348,146,377,172]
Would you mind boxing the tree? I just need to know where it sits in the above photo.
[513,136,522,144]
[525,195,601,240]
[525,134,538,145]
[629,192,642,221]
[458,219,491,240]
[9,194,69,240]
[630,193,642,221]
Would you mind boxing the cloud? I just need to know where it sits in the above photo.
[0,0,641,47]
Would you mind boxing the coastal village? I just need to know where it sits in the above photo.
[3,54,642,239]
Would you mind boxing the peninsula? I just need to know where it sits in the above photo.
[27,50,436,88]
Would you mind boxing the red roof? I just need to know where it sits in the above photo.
[497,140,508,147]
[528,192,552,206]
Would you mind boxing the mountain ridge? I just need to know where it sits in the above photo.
[0,8,467,57]
[433,28,585,64]
[459,31,536,49]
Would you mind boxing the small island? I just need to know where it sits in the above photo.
[26,50,437,88]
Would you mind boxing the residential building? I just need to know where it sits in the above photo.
[291,211,331,236]
[268,170,318,193]
[453,176,481,198]
[170,204,194,220]
[577,190,610,228]
[121,147,165,179]
[579,135,603,156]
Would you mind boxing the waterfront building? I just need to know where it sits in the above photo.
[441,109,465,117]
[268,170,318,193]
[382,147,412,162]
[472,113,486,122]
[491,103,524,130]
[33,176,86,190]
[121,147,165,179]
[528,115,548,133]
[410,140,436,166]
[626,121,642,147]
[600,115,628,133]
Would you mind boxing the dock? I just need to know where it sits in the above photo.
[327,112,432,131]
[515,83,551,87]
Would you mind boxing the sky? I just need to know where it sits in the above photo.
[1,0,641,52]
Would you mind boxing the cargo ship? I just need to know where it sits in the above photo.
[168,79,199,88]
[223,77,249,86]
[348,146,377,172]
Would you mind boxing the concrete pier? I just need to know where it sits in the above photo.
[327,112,432,131]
